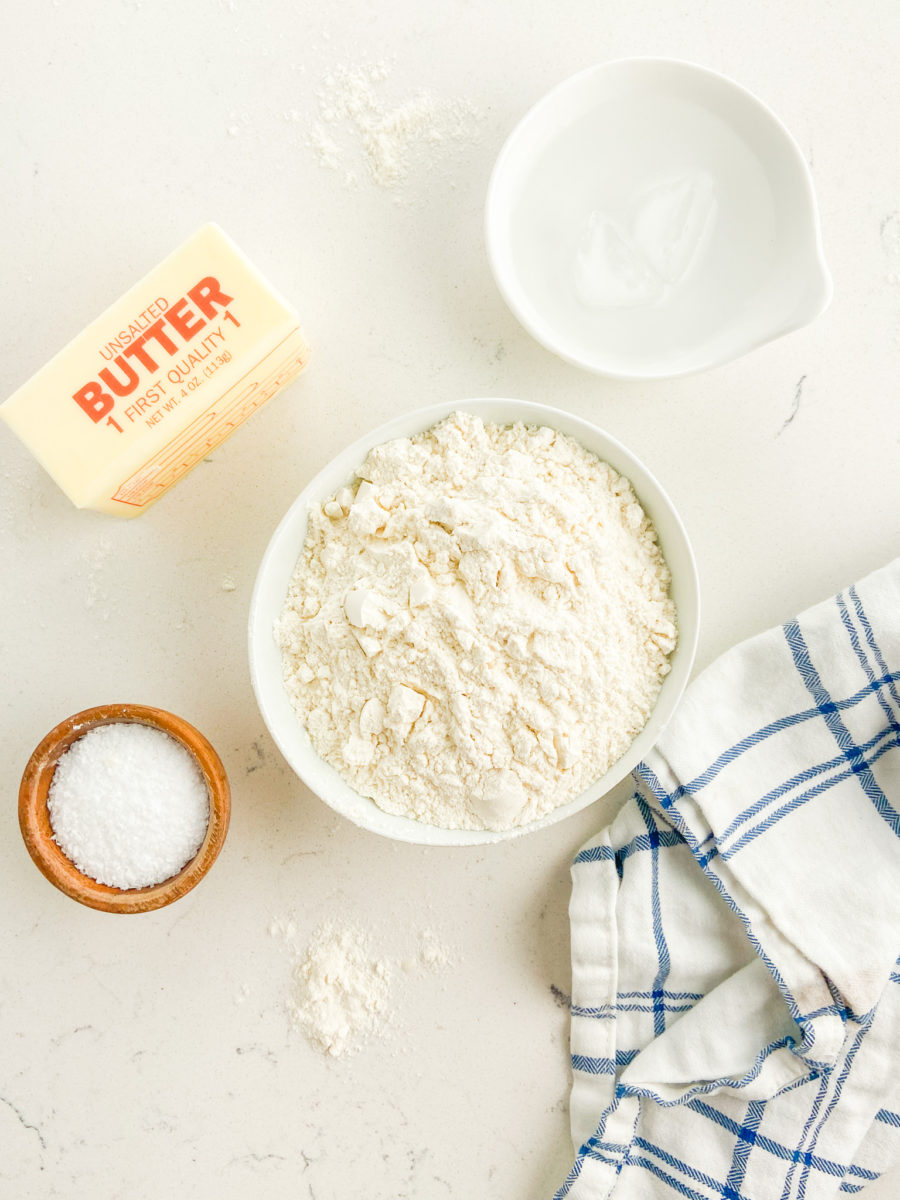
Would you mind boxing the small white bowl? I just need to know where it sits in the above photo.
[486,58,832,380]
[249,399,699,845]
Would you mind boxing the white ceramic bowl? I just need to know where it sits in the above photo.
[249,399,700,845]
[486,58,832,380]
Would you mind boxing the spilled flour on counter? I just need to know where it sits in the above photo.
[291,924,392,1057]
[418,927,453,971]
[304,59,481,190]
[276,412,677,832]
[282,921,454,1057]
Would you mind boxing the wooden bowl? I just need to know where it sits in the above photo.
[18,703,231,914]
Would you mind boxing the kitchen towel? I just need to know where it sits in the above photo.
[559,557,900,1200]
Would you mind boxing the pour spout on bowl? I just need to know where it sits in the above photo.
[785,253,834,333]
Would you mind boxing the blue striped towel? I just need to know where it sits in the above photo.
[559,559,900,1200]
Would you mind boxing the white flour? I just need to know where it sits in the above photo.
[418,927,453,971]
[304,60,481,189]
[276,412,677,831]
[290,924,392,1057]
[284,922,453,1057]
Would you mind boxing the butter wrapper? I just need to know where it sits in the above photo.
[1,223,310,516]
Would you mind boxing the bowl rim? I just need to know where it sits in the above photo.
[248,397,700,846]
[18,703,231,913]
[484,55,832,380]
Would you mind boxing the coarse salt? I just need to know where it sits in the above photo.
[47,722,209,889]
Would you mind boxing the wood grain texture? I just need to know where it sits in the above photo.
[18,704,231,914]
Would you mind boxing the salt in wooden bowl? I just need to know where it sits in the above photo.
[18,703,230,914]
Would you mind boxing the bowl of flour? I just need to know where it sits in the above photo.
[249,399,699,844]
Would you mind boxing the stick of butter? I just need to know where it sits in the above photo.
[0,223,310,517]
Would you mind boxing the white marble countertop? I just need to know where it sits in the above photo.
[2,2,899,1197]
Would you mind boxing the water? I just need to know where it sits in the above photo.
[511,93,777,374]
[572,170,718,310]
